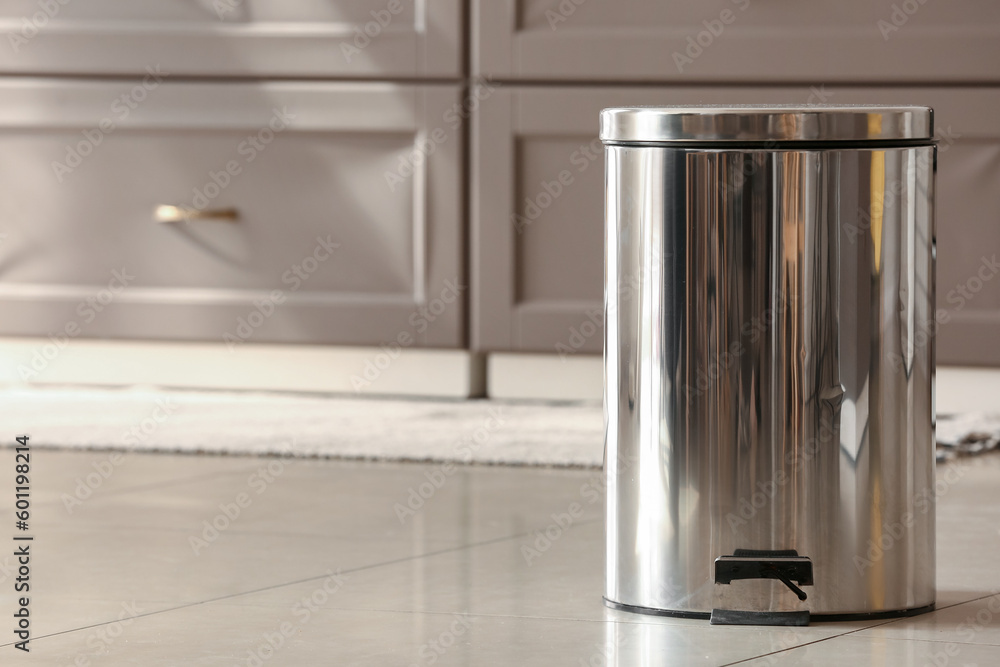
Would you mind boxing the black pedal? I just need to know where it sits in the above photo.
[715,549,814,602]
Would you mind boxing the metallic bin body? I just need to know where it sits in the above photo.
[601,106,936,619]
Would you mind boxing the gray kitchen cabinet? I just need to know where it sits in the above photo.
[0,1,998,374]
[474,0,1000,82]
[471,84,606,353]
[0,0,463,78]
[0,79,464,347]
[471,85,1000,366]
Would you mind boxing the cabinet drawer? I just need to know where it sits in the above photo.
[472,85,1000,366]
[0,80,463,347]
[0,0,461,78]
[475,0,1000,82]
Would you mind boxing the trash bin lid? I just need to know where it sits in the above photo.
[600,105,933,144]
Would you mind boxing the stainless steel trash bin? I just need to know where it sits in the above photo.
[601,106,936,623]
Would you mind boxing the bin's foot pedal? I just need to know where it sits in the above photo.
[710,609,810,626]
[715,549,813,601]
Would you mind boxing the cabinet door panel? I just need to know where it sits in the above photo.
[0,80,463,347]
[0,0,462,77]
[473,85,1000,368]
[475,0,1000,82]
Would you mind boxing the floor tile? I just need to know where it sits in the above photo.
[2,452,605,640]
[217,518,879,642]
[935,456,1000,606]
[24,449,261,510]
[1,448,999,665]
[730,634,1000,666]
[2,603,864,667]
[856,593,1000,646]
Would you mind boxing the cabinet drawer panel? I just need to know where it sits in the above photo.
[0,80,463,347]
[0,0,461,78]
[473,85,1000,366]
[476,0,1000,82]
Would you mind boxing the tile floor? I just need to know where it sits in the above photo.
[1,449,999,666]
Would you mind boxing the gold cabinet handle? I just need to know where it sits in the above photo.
[154,205,239,223]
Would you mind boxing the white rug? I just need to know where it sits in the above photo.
[0,386,605,467]
[936,413,1000,461]
[0,385,992,467]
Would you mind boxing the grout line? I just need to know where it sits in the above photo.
[183,604,817,631]
[872,635,1000,648]
[720,591,1000,666]
[718,620,900,667]
[190,602,678,627]
[718,632,860,667]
